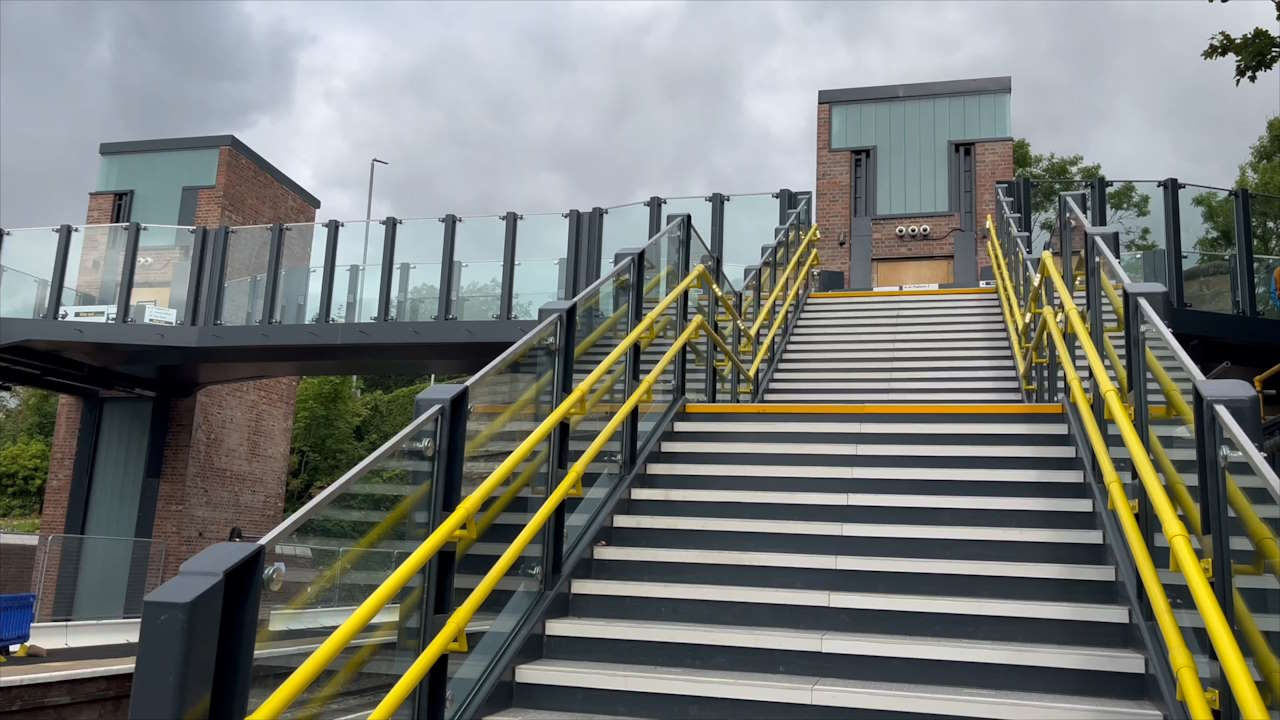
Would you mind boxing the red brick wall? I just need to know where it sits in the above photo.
[975,140,1013,271]
[41,140,318,583]
[814,104,850,280]
[870,215,961,260]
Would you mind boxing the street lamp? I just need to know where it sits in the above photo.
[359,157,389,320]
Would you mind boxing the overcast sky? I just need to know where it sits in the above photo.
[0,0,1276,228]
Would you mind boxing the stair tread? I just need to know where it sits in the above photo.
[513,659,1161,719]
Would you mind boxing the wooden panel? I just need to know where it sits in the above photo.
[873,257,955,287]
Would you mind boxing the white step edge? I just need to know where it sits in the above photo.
[543,617,1145,673]
[778,359,1014,369]
[763,380,1022,390]
[629,487,1092,512]
[612,514,1103,544]
[764,392,1025,402]
[486,709,642,720]
[592,545,1117,582]
[770,369,1016,380]
[644,462,1084,483]
[671,420,1068,436]
[570,580,1127,623]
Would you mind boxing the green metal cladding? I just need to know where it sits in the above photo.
[95,148,220,226]
[830,93,1012,215]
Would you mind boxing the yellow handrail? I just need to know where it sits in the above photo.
[1036,249,1268,719]
[748,225,819,339]
[251,226,820,717]
[987,215,1269,719]
[370,316,710,719]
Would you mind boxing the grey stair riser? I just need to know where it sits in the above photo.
[586,560,1119,604]
[666,430,1073,448]
[606,527,1109,565]
[539,637,1145,700]
[567,595,1129,648]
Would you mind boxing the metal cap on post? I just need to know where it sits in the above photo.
[129,541,264,720]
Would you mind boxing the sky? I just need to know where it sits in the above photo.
[0,0,1277,229]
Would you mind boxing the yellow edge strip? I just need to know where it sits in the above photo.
[685,403,1062,415]
[811,287,995,299]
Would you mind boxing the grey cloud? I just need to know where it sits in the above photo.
[2,0,1277,231]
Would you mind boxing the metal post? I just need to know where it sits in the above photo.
[730,287,742,402]
[343,265,360,323]
[1124,282,1167,569]
[262,223,285,324]
[202,226,230,326]
[1161,178,1185,309]
[436,214,458,320]
[585,207,604,290]
[776,188,794,225]
[1091,176,1108,226]
[1085,233,1105,483]
[115,222,142,323]
[1191,379,1260,720]
[562,210,583,300]
[1233,189,1255,317]
[673,216,690,399]
[619,248,645,472]
[376,217,398,321]
[709,193,726,284]
[317,220,340,323]
[499,212,518,319]
[396,262,412,321]
[182,227,207,326]
[413,383,467,720]
[646,196,664,239]
[538,300,576,587]
[128,542,264,720]
[45,224,72,320]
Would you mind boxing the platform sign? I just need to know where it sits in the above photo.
[901,283,940,291]
[59,304,117,322]
[143,305,177,326]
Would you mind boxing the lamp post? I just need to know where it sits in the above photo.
[359,157,389,320]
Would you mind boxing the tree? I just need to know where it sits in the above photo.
[1190,116,1280,257]
[0,438,50,515]
[1202,0,1280,85]
[1012,138,1154,252]
[287,375,364,511]
[0,386,58,448]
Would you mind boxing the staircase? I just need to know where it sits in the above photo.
[767,290,1023,404]
[484,288,1165,719]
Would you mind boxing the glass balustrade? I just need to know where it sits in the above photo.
[60,224,131,322]
[454,216,506,321]
[0,226,59,319]
[513,212,567,316]
[600,202,650,270]
[127,225,196,325]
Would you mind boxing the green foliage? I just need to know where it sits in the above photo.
[1202,0,1280,85]
[1190,117,1280,257]
[355,381,430,456]
[288,376,364,511]
[0,386,58,448]
[1012,138,1154,251]
[0,438,50,515]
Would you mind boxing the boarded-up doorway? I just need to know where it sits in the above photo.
[873,257,954,287]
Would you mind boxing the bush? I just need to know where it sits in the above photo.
[0,438,50,516]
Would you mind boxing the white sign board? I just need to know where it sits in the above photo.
[143,305,177,326]
[901,283,940,291]
[60,305,117,322]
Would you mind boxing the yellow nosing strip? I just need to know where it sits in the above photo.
[686,403,1063,415]
[811,287,996,299]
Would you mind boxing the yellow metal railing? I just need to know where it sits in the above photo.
[250,226,819,719]
[986,216,1269,720]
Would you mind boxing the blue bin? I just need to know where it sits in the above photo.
[0,593,36,647]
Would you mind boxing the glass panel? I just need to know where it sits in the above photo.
[217,225,271,326]
[329,220,387,323]
[382,218,440,322]
[601,202,649,270]
[1135,299,1214,693]
[513,212,566,318]
[455,216,506,321]
[563,261,632,552]
[636,223,682,441]
[128,226,195,325]
[1214,405,1280,714]
[250,408,442,715]
[61,224,130,322]
[276,223,327,324]
[664,196,712,241]
[723,193,777,278]
[1106,181,1165,280]
[1251,193,1280,319]
[1181,250,1235,313]
[0,227,59,319]
[25,534,166,622]
[449,318,560,710]
[1027,180,1089,255]
[683,227,716,404]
